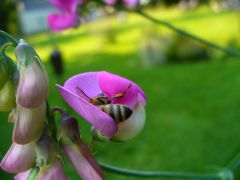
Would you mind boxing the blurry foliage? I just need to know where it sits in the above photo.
[139,28,210,66]
[0,0,18,35]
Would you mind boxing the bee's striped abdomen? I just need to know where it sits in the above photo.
[99,104,132,123]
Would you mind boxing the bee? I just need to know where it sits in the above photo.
[76,85,132,123]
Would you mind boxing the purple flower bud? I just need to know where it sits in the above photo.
[123,0,138,7]
[58,112,104,180]
[14,169,31,180]
[15,39,48,108]
[36,160,68,180]
[104,0,117,5]
[36,133,56,167]
[13,103,46,144]
[0,142,36,173]
[0,80,16,112]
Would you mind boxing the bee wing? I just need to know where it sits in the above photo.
[76,87,91,101]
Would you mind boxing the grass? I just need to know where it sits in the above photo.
[1,5,240,180]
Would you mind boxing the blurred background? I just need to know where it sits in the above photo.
[0,0,240,179]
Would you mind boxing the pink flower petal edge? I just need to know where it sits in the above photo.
[98,71,146,109]
[0,142,35,173]
[64,72,102,98]
[14,169,31,180]
[47,13,79,32]
[64,143,103,180]
[50,0,80,13]
[56,85,117,137]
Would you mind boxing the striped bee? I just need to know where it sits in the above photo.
[76,85,132,123]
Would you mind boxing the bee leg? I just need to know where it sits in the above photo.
[110,84,132,100]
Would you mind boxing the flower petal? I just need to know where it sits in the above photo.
[114,102,146,141]
[64,72,102,98]
[14,169,31,180]
[48,13,79,32]
[104,0,117,5]
[123,0,139,6]
[49,0,81,13]
[63,143,103,180]
[13,103,46,144]
[0,142,36,173]
[98,71,140,109]
[17,59,49,108]
[37,160,68,180]
[56,85,117,137]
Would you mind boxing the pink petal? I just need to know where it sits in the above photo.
[48,13,79,32]
[50,0,80,13]
[64,72,102,99]
[123,0,139,6]
[104,0,117,5]
[37,160,68,180]
[63,143,103,180]
[14,169,31,180]
[56,85,117,137]
[0,142,36,173]
[98,71,140,109]
[13,103,46,144]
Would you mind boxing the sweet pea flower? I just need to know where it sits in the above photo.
[0,142,36,173]
[12,103,46,144]
[58,110,104,180]
[48,0,83,32]
[36,160,68,180]
[56,71,146,139]
[15,39,49,109]
[14,169,32,180]
[104,0,139,7]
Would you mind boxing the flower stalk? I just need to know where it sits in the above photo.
[99,162,222,180]
[134,9,240,58]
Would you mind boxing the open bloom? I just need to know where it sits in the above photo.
[48,0,83,32]
[56,71,146,140]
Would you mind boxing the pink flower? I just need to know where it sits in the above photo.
[104,0,139,7]
[14,169,31,180]
[48,0,83,32]
[36,160,68,180]
[56,71,146,139]
[48,13,79,32]
[0,142,36,173]
[58,112,104,180]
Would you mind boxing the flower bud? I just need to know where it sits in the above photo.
[0,80,16,112]
[36,160,68,180]
[36,133,56,167]
[14,169,32,180]
[113,102,146,141]
[13,103,46,144]
[15,40,48,108]
[58,111,104,180]
[0,141,36,173]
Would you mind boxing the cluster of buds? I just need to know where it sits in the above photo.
[0,39,106,179]
[0,40,50,178]
[47,0,140,32]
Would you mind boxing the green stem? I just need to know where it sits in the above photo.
[226,152,240,171]
[46,101,57,141]
[100,162,221,179]
[135,10,240,57]
[0,30,18,47]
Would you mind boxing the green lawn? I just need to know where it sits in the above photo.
[1,6,240,180]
